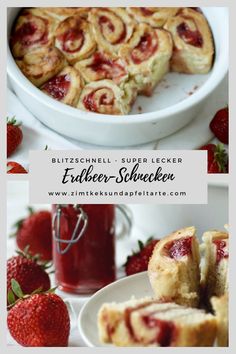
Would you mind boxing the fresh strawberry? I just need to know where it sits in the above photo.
[7,161,28,174]
[12,207,52,261]
[7,117,23,157]
[125,238,159,276]
[210,107,229,144]
[7,251,51,305]
[200,143,228,173]
[7,281,70,347]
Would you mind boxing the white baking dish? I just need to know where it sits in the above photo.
[7,7,228,146]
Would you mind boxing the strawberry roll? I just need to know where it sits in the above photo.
[127,7,179,28]
[41,66,83,107]
[164,8,214,74]
[55,15,96,64]
[119,24,173,96]
[77,79,136,115]
[16,46,67,87]
[88,8,135,55]
[10,8,57,58]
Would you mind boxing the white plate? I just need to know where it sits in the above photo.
[78,271,152,347]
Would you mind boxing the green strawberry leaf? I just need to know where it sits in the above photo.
[7,289,16,305]
[11,279,24,299]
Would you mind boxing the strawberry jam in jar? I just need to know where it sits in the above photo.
[52,204,130,294]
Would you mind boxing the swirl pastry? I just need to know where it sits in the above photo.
[119,24,173,96]
[39,7,89,21]
[127,7,179,27]
[55,15,96,64]
[41,66,83,106]
[164,8,214,74]
[88,8,135,54]
[16,47,67,87]
[74,51,128,85]
[148,227,200,308]
[77,79,136,115]
[10,8,57,58]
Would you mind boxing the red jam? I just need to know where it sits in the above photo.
[177,22,203,48]
[83,87,114,112]
[131,32,158,64]
[142,316,176,346]
[60,28,84,53]
[140,8,155,16]
[88,53,126,80]
[43,74,70,100]
[11,17,48,48]
[124,302,176,346]
[167,237,192,259]
[213,240,229,264]
[52,205,116,294]
[99,14,127,44]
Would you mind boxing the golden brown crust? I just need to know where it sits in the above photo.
[127,8,179,27]
[16,46,67,87]
[148,227,200,307]
[41,66,83,106]
[77,79,136,115]
[88,8,136,55]
[10,8,57,58]
[119,24,172,96]
[55,15,96,64]
[164,8,214,74]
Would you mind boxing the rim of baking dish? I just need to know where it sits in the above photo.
[7,7,229,125]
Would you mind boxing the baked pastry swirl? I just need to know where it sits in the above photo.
[16,46,67,87]
[74,51,129,85]
[55,15,96,64]
[10,8,57,58]
[119,24,173,96]
[10,7,215,115]
[148,227,200,307]
[98,297,217,347]
[41,66,83,106]
[164,8,214,74]
[88,8,135,55]
[77,79,136,115]
[201,230,229,300]
[127,7,179,27]
[39,7,89,21]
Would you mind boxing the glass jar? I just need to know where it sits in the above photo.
[52,204,131,294]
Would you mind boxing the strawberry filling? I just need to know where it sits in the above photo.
[213,240,229,264]
[177,22,203,48]
[11,17,48,48]
[124,303,176,346]
[43,74,71,100]
[59,28,84,53]
[142,315,176,346]
[166,237,192,259]
[99,14,127,44]
[83,87,114,112]
[131,32,158,64]
[88,53,126,80]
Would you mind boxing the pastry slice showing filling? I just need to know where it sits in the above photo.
[148,227,200,307]
[201,230,229,300]
[98,297,216,346]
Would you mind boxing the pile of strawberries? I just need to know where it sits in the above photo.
[6,207,68,347]
[200,107,229,173]
[7,117,27,173]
